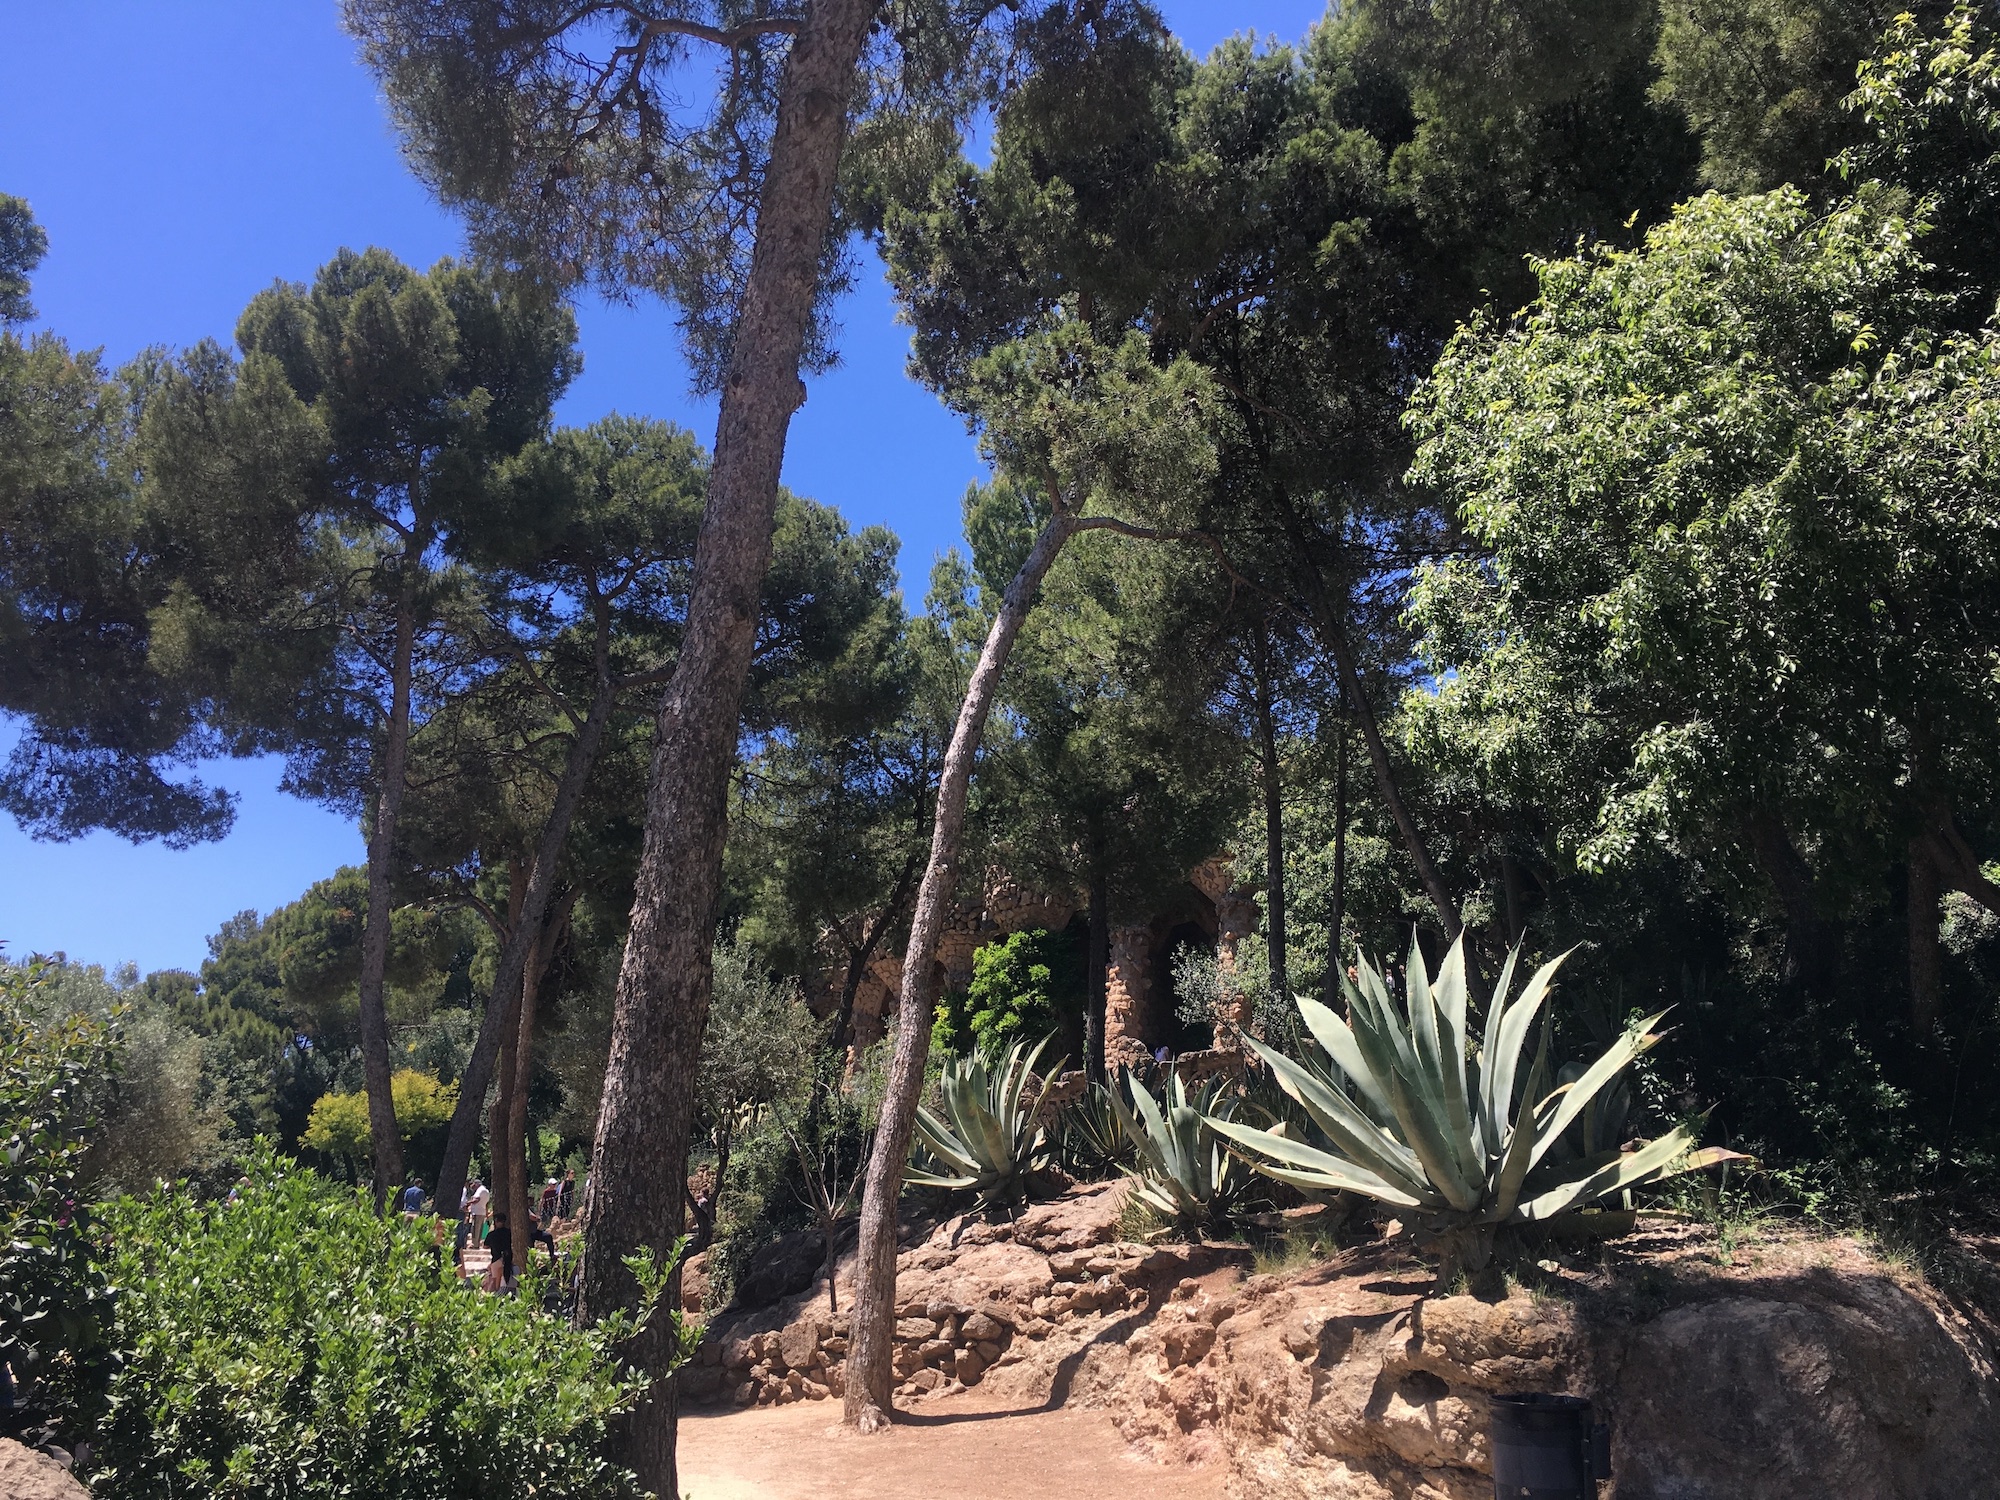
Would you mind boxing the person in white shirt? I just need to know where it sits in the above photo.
[466,1178,491,1240]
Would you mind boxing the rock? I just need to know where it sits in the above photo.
[680,1364,726,1400]
[895,1316,937,1342]
[722,1335,756,1369]
[730,1227,825,1311]
[975,1338,1003,1362]
[821,1335,849,1358]
[918,1337,955,1365]
[778,1318,826,1372]
[953,1346,987,1384]
[961,1310,1007,1342]
[0,1442,86,1500]
[909,1367,945,1393]
[802,1378,830,1400]
[680,1250,710,1314]
[731,1381,756,1406]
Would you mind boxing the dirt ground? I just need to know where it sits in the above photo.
[676,1391,1231,1500]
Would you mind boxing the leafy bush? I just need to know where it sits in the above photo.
[301,1068,458,1162]
[1210,936,1739,1270]
[0,960,120,1434]
[90,1146,681,1498]
[938,929,1078,1056]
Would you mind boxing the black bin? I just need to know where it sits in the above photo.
[1490,1392,1611,1499]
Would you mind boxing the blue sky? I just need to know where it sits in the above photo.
[0,0,1328,975]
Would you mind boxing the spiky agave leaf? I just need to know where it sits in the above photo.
[1111,1068,1251,1230]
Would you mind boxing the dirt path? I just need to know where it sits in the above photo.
[677,1392,1230,1500]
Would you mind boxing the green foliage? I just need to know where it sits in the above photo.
[1211,937,1734,1254]
[303,1069,457,1161]
[958,929,1077,1055]
[0,961,120,1433]
[1110,1066,1254,1234]
[91,1146,679,1498]
[0,192,48,325]
[907,1035,1061,1210]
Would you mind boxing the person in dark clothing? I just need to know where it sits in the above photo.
[557,1169,576,1219]
[529,1208,557,1266]
[400,1180,426,1214]
[451,1214,475,1279]
[483,1213,516,1293]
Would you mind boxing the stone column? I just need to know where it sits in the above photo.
[1102,926,1155,1071]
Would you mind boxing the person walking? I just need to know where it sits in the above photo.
[539,1177,560,1225]
[400,1179,426,1215]
[466,1177,491,1240]
[557,1168,576,1220]
[482,1212,517,1295]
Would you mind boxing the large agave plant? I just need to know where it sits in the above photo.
[1111,1068,1254,1233]
[906,1036,1061,1209]
[1208,934,1734,1262]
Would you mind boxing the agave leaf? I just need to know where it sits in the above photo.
[1488,1012,1555,1220]
[1245,1036,1437,1202]
[1481,951,1569,1148]
[1208,1116,1426,1206]
[1475,944,1521,1151]
[1509,1120,1708,1222]
[1296,998,1397,1123]
[1525,1011,1669,1176]
[1380,1060,1482,1212]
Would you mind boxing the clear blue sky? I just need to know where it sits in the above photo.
[0,1,1328,975]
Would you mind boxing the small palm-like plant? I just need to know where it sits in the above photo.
[1208,934,1735,1268]
[905,1036,1061,1210]
[1111,1068,1254,1233]
[1058,1081,1132,1179]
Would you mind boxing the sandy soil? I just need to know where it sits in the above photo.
[676,1392,1230,1500]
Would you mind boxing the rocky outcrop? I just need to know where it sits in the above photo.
[0,1439,89,1500]
[688,1184,2000,1500]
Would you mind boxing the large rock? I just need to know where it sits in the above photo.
[0,1440,89,1500]
[729,1227,825,1311]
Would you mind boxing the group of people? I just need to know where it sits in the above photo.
[396,1170,578,1295]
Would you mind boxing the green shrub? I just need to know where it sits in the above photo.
[941,929,1079,1056]
[0,960,121,1434]
[90,1145,684,1499]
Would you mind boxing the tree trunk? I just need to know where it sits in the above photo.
[490,969,522,1247]
[435,672,617,1221]
[1500,853,1526,947]
[507,904,569,1259]
[1908,835,1943,1034]
[1252,627,1288,1002]
[844,509,1079,1432]
[1324,707,1348,1010]
[358,580,416,1202]
[1744,810,1836,996]
[577,5,883,1492]
[1085,844,1109,1082]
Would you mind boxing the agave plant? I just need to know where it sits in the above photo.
[1110,1068,1254,1233]
[1058,1081,1133,1179]
[1208,934,1735,1266]
[905,1036,1061,1210]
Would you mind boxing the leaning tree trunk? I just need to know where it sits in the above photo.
[1323,705,1348,1010]
[1252,626,1288,1001]
[507,900,573,1251]
[845,509,1080,1432]
[358,580,417,1203]
[575,4,884,1493]
[435,674,616,1221]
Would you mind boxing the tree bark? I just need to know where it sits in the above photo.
[1324,705,1348,1010]
[576,4,883,1492]
[1085,842,1109,1081]
[435,670,618,1221]
[1908,835,1943,1034]
[488,972,522,1246]
[358,578,416,1202]
[844,508,1079,1432]
[1744,810,1836,996]
[507,899,572,1256]
[1251,626,1288,1001]
[1500,853,1526,947]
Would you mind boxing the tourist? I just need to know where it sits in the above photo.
[557,1168,576,1219]
[466,1176,491,1239]
[482,1212,516,1294]
[540,1176,560,1224]
[400,1179,426,1215]
[529,1206,558,1266]
[451,1213,475,1280]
